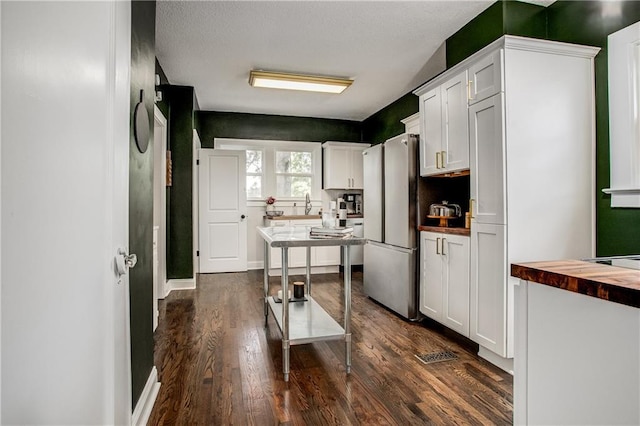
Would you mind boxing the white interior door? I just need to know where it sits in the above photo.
[1,1,132,423]
[199,149,248,272]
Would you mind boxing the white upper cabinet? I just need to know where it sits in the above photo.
[322,142,370,189]
[401,112,420,135]
[417,70,469,176]
[468,49,503,105]
[604,21,640,207]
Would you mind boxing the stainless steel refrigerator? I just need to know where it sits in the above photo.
[363,133,418,320]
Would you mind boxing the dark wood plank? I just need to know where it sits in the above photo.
[148,270,513,425]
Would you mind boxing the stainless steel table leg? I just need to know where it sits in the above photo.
[263,240,270,324]
[344,245,352,374]
[281,247,290,382]
[306,246,311,295]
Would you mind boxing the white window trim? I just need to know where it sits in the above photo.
[213,138,322,207]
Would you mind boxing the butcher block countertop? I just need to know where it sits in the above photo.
[418,225,470,236]
[511,259,640,309]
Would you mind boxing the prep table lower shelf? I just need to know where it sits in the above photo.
[267,296,345,345]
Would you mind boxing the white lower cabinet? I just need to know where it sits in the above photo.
[419,231,470,337]
[266,219,340,269]
[470,222,507,356]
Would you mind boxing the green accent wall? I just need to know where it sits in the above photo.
[546,1,640,255]
[361,93,419,144]
[165,85,195,279]
[129,0,156,408]
[196,111,361,147]
[446,0,547,68]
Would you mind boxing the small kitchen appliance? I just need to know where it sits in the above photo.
[428,201,461,226]
[343,193,361,214]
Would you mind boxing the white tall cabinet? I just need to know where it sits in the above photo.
[415,35,599,370]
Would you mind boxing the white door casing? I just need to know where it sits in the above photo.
[153,106,167,318]
[199,149,248,273]
[1,1,132,423]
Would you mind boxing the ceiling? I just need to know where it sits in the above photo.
[156,0,553,122]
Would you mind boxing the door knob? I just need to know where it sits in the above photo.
[116,248,137,276]
[241,214,246,219]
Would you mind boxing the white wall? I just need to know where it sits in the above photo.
[1,2,131,423]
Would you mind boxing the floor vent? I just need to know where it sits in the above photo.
[415,350,458,365]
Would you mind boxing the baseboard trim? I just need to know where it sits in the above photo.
[132,366,160,426]
[164,278,196,297]
[248,260,263,270]
[478,346,514,375]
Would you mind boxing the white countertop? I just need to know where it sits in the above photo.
[257,226,366,248]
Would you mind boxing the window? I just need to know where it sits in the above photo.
[275,150,312,198]
[246,149,263,198]
[214,138,321,203]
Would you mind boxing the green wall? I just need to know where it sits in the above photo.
[164,85,196,279]
[446,0,547,68]
[546,1,640,255]
[196,111,361,147]
[129,0,156,408]
[361,93,419,144]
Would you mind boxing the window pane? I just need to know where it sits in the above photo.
[277,175,311,197]
[246,175,262,198]
[276,151,312,174]
[246,150,262,173]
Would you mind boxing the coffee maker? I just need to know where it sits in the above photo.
[343,193,362,215]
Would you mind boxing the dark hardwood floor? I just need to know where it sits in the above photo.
[148,270,513,425]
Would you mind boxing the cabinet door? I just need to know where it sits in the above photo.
[419,87,442,176]
[441,71,470,173]
[468,49,503,104]
[315,246,341,266]
[323,145,350,189]
[469,94,505,225]
[349,147,366,189]
[442,234,470,336]
[419,232,443,321]
[470,223,507,356]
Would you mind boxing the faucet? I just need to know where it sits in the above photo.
[304,193,312,215]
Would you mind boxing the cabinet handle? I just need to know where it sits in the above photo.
[442,238,447,256]
[436,152,441,169]
[436,237,441,254]
[441,151,446,168]
[468,80,473,100]
[469,198,475,219]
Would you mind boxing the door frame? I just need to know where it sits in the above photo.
[153,106,167,313]
[193,131,201,277]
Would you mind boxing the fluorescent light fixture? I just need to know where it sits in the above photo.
[249,70,353,94]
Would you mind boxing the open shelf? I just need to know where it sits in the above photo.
[267,295,345,345]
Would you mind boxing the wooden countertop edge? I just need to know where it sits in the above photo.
[418,225,471,236]
[511,260,640,309]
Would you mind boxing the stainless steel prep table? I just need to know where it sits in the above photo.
[257,225,366,382]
